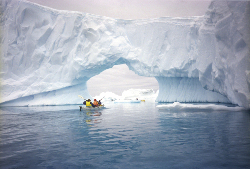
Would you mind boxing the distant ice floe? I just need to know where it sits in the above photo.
[157,102,245,111]
[93,89,158,103]
[93,92,122,102]
[114,100,141,103]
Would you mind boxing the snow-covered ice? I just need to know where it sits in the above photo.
[114,100,141,103]
[93,89,157,103]
[93,92,122,102]
[0,0,249,108]
[157,102,245,112]
[122,89,157,101]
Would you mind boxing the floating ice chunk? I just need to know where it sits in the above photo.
[93,89,158,102]
[156,102,245,111]
[114,100,141,103]
[93,92,122,102]
[122,89,158,101]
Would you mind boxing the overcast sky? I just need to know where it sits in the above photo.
[26,0,211,96]
[27,0,211,19]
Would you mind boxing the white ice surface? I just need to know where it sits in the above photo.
[93,92,122,102]
[122,89,158,101]
[1,0,249,108]
[157,102,245,111]
[93,89,158,103]
[114,100,141,103]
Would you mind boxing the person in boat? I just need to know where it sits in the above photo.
[98,100,102,106]
[93,99,99,107]
[83,99,94,107]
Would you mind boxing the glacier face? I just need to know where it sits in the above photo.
[156,77,230,103]
[0,0,249,108]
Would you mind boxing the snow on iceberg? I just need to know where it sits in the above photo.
[0,0,249,108]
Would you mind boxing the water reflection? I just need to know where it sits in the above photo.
[84,110,102,127]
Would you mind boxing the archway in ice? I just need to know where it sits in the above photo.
[87,64,159,97]
[2,0,249,107]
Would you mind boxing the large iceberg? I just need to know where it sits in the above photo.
[0,0,249,108]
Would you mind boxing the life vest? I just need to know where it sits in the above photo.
[86,101,92,107]
[93,101,99,106]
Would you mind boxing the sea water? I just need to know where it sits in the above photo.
[0,102,250,169]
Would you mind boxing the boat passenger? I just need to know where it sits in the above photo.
[83,99,94,107]
[98,100,102,106]
[93,99,99,107]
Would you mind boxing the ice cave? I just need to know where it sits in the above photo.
[0,0,249,108]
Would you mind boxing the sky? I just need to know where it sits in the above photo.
[26,0,211,19]
[87,64,159,96]
[26,0,211,96]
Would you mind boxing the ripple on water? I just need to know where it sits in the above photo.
[0,103,250,168]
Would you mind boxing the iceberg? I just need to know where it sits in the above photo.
[114,100,141,103]
[157,102,245,112]
[93,92,122,102]
[93,89,158,102]
[121,89,158,101]
[0,0,249,108]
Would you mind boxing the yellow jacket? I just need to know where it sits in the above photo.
[86,101,92,107]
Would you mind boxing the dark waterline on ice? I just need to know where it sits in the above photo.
[0,103,250,169]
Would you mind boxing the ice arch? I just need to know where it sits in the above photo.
[1,0,249,107]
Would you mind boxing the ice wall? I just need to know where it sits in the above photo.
[156,77,229,103]
[197,1,250,108]
[0,0,249,107]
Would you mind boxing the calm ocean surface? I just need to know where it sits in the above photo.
[1,102,250,169]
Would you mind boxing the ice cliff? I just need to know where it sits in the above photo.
[0,0,249,108]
